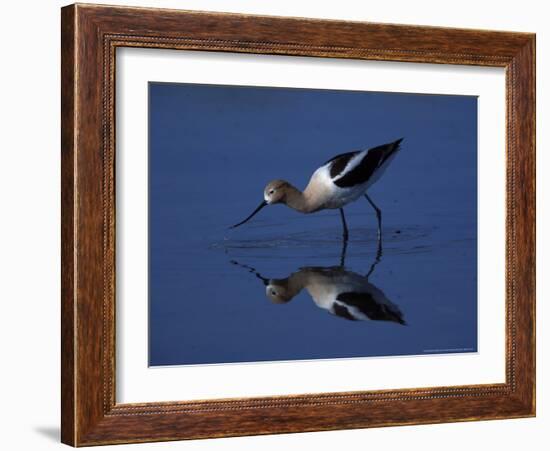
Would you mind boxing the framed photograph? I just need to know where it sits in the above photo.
[61,3,535,446]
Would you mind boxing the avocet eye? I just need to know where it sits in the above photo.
[269,190,275,195]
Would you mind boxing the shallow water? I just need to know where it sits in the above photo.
[148,82,477,366]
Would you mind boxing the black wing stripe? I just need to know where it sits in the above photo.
[326,151,359,179]
[331,303,358,321]
[336,291,405,324]
[333,138,403,188]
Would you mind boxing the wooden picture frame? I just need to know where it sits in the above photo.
[61,3,535,446]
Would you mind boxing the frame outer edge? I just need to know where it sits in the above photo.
[61,3,77,447]
[513,34,536,415]
[531,35,536,416]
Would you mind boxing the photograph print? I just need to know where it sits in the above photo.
[148,82,477,367]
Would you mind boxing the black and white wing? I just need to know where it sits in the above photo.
[332,291,406,324]
[325,138,403,188]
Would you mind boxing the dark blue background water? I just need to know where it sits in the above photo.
[148,82,477,366]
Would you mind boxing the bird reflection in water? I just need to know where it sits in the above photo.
[231,242,406,325]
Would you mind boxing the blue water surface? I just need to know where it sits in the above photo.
[148,82,478,366]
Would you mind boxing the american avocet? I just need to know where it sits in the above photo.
[230,138,404,245]
[231,254,405,325]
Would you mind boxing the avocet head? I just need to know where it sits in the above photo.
[263,179,289,205]
[264,272,306,304]
[229,179,290,229]
[265,280,294,304]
